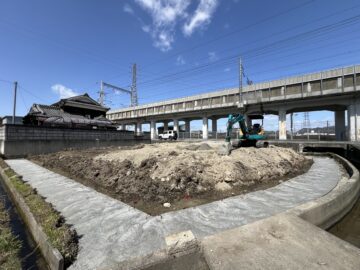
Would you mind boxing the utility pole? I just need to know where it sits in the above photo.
[326,120,329,137]
[12,81,18,125]
[239,57,243,104]
[303,112,310,140]
[290,112,294,140]
[131,63,138,107]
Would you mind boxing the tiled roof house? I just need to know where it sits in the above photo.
[23,93,116,129]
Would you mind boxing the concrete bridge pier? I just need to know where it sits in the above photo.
[279,110,287,140]
[163,121,169,131]
[212,118,217,133]
[150,120,156,140]
[203,117,208,139]
[136,121,142,134]
[348,100,360,142]
[173,119,179,132]
[335,110,346,141]
[185,120,191,133]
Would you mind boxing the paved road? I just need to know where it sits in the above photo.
[6,157,341,270]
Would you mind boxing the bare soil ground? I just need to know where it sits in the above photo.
[30,142,313,215]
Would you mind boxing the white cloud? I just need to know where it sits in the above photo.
[51,84,79,99]
[134,0,219,51]
[142,25,151,33]
[224,67,231,72]
[208,51,218,61]
[176,55,186,65]
[123,3,134,14]
[183,0,218,36]
[135,0,190,51]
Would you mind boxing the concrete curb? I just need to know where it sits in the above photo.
[0,159,64,270]
[289,153,360,229]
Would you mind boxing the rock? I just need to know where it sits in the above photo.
[169,151,178,156]
[165,230,197,255]
[197,185,207,193]
[224,177,233,183]
[215,182,232,191]
[163,202,171,208]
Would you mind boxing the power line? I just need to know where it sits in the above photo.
[137,50,360,102]
[135,32,360,97]
[134,15,360,88]
[141,0,318,69]
[136,1,360,80]
[18,85,48,103]
[0,78,13,84]
[175,2,360,71]
[101,0,321,83]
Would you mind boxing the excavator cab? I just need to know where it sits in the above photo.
[247,115,264,136]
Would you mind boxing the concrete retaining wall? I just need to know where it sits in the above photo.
[290,153,360,229]
[0,160,64,270]
[0,124,150,157]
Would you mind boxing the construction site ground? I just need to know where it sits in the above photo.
[30,142,312,215]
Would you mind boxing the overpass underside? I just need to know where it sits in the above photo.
[107,65,360,141]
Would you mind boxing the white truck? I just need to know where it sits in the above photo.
[158,130,178,140]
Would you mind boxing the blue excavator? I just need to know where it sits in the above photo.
[223,113,268,155]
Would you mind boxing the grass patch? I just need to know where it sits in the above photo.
[0,161,78,268]
[0,200,22,270]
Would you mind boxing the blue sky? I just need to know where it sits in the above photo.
[1,0,360,131]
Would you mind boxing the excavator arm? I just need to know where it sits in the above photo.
[225,114,248,142]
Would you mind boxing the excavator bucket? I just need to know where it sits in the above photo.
[217,142,233,156]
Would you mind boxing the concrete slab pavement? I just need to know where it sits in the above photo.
[202,213,360,270]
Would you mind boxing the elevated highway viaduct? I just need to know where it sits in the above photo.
[107,65,360,141]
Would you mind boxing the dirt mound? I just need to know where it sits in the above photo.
[181,143,212,151]
[30,142,312,215]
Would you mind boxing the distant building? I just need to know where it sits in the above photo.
[0,116,23,125]
[23,93,116,129]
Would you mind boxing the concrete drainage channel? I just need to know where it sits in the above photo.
[0,178,47,269]
[0,160,72,270]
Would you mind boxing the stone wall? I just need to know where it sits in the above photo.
[0,125,150,157]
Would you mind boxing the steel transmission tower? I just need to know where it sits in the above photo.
[239,57,243,104]
[98,63,138,107]
[131,64,138,107]
[303,112,311,134]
